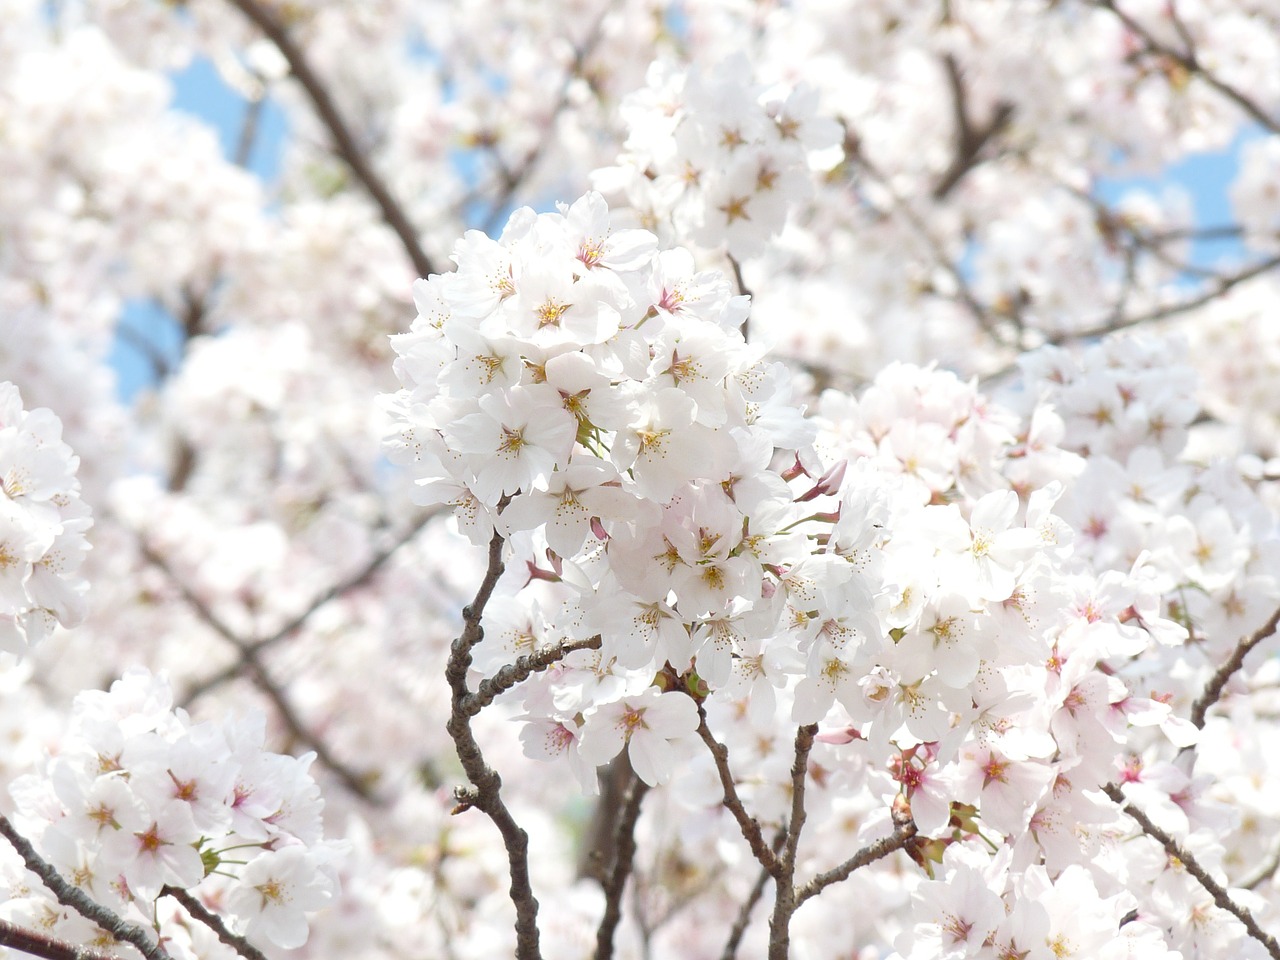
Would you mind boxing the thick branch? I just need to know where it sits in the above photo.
[695,709,781,878]
[0,817,170,960]
[1103,783,1280,960]
[161,887,267,960]
[593,771,649,960]
[221,0,438,278]
[445,507,543,960]
[0,919,126,960]
[1190,605,1280,728]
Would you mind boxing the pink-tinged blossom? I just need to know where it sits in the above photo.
[99,801,204,898]
[899,850,1004,959]
[954,744,1054,836]
[518,718,598,794]
[577,689,699,786]
[559,191,658,272]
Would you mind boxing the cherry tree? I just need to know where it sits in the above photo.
[3,1,1280,959]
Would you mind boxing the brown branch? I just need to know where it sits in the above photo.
[0,919,127,960]
[161,887,267,960]
[139,543,381,803]
[0,817,171,960]
[1190,605,1280,728]
[719,829,786,960]
[933,53,1015,201]
[695,708,781,879]
[479,13,609,234]
[593,770,649,960]
[1093,0,1280,135]
[179,509,441,705]
[1050,252,1280,344]
[793,812,919,906]
[463,635,603,717]
[727,254,753,343]
[445,503,544,960]
[1103,783,1280,960]
[234,95,265,169]
[1242,841,1280,892]
[844,130,1014,345]
[221,0,438,278]
[766,724,817,960]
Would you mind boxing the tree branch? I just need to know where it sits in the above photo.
[0,817,171,960]
[161,886,267,960]
[793,810,919,906]
[719,829,786,960]
[463,635,603,717]
[593,769,649,960]
[0,919,127,960]
[445,502,544,960]
[933,53,1015,201]
[766,724,817,960]
[695,708,781,879]
[1103,783,1280,960]
[727,254,753,342]
[1093,0,1280,135]
[139,542,381,803]
[1190,605,1280,728]
[221,0,438,278]
[180,509,441,705]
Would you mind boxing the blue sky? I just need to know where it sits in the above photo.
[108,58,286,401]
[109,58,1254,401]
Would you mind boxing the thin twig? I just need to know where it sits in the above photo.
[161,886,267,960]
[1093,0,1280,135]
[793,814,919,906]
[845,132,1012,345]
[719,829,786,960]
[221,0,438,278]
[0,817,171,960]
[479,13,608,235]
[695,708,781,878]
[1190,605,1280,728]
[234,95,266,169]
[180,510,441,705]
[593,770,650,960]
[727,254,753,342]
[139,543,381,803]
[445,502,544,960]
[1103,783,1280,960]
[463,636,603,717]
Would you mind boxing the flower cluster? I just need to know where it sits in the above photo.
[0,382,91,655]
[591,57,842,259]
[3,669,340,952]
[387,186,1280,956]
[384,191,823,785]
